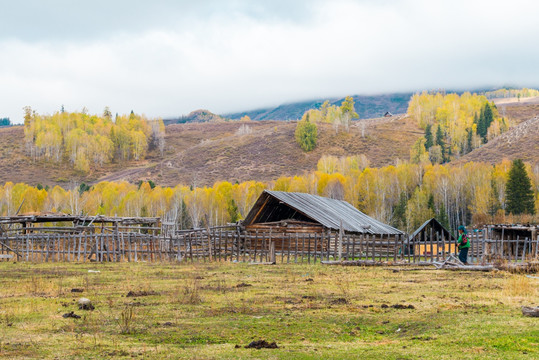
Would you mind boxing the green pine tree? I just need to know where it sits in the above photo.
[466,128,473,154]
[436,202,450,231]
[484,103,494,129]
[435,125,447,162]
[295,114,318,152]
[179,199,192,230]
[506,159,536,215]
[391,192,408,230]
[227,199,240,223]
[489,178,501,216]
[477,106,486,141]
[427,194,435,212]
[424,124,434,149]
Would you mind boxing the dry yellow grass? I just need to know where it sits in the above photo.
[0,261,537,359]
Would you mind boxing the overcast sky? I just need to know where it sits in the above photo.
[1,0,539,123]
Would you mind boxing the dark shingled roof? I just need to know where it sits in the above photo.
[243,190,404,235]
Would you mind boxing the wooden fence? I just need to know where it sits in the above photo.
[0,229,537,264]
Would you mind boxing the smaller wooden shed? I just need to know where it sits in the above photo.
[408,218,456,256]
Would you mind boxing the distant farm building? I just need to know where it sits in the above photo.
[485,224,538,260]
[383,111,393,117]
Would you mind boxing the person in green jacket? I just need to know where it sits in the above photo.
[457,225,470,264]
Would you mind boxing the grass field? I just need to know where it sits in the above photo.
[0,262,537,359]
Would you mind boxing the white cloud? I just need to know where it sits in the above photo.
[1,0,539,123]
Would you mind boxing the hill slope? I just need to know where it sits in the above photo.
[455,116,539,166]
[163,109,227,125]
[98,115,422,186]
[0,116,422,187]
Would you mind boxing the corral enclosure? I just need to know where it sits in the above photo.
[0,193,538,265]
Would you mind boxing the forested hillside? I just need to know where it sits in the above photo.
[408,92,509,164]
[225,93,412,120]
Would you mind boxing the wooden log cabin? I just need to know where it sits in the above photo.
[241,190,404,258]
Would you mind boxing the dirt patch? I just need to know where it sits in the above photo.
[244,340,279,349]
[330,297,348,305]
[391,304,415,310]
[235,283,252,288]
[126,290,158,297]
[71,288,84,293]
[411,336,434,341]
[62,311,81,319]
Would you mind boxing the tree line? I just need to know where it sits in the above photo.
[0,158,536,233]
[23,108,165,172]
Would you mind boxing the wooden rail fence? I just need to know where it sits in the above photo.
[0,229,537,264]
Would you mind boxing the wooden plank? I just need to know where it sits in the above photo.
[372,235,376,261]
[393,235,397,262]
[501,227,505,260]
[224,231,228,261]
[306,234,311,264]
[351,234,356,261]
[522,237,528,261]
[287,233,291,264]
[235,230,240,263]
[429,226,434,263]
[326,230,330,261]
[515,236,519,263]
[338,220,343,261]
[218,229,222,262]
[126,233,132,262]
[385,233,389,262]
[45,234,50,262]
[133,235,138,262]
[313,233,318,264]
[188,233,193,262]
[301,233,306,263]
[346,234,350,260]
[294,233,299,263]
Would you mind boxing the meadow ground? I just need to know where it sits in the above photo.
[0,261,537,359]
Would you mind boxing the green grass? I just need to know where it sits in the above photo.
[0,261,537,359]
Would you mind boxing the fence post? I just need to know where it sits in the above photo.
[270,240,276,264]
